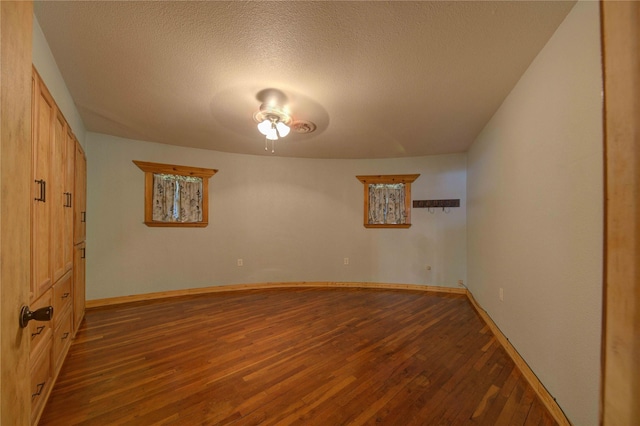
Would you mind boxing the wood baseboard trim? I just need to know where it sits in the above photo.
[86,281,466,309]
[465,290,571,426]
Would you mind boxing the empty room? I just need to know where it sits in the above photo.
[1,1,638,425]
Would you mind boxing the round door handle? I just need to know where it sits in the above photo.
[19,305,53,328]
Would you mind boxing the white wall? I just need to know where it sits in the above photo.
[467,2,602,425]
[32,16,86,146]
[86,133,467,300]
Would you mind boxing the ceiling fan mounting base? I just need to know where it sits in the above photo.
[253,104,292,126]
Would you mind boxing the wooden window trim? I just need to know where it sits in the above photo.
[356,174,420,228]
[133,160,217,227]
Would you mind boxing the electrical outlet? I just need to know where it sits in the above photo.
[237,259,243,267]
[499,288,504,301]
[343,257,349,265]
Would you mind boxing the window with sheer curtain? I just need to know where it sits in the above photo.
[368,183,406,225]
[133,160,217,227]
[356,174,420,228]
[152,174,203,223]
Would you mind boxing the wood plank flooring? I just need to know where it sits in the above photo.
[39,288,558,425]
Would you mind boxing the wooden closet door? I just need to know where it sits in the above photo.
[73,242,86,332]
[50,108,67,284]
[63,128,75,273]
[74,141,86,244]
[31,73,54,300]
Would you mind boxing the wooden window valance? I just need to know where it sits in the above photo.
[134,160,217,227]
[356,174,420,228]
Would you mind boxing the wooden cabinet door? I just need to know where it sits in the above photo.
[50,108,67,283]
[30,340,52,425]
[63,128,75,273]
[73,242,86,332]
[72,140,87,334]
[31,71,54,300]
[74,141,86,244]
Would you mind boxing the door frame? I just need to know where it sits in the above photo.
[0,1,33,424]
[0,1,638,425]
[600,1,640,425]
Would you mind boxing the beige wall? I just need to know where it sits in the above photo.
[467,2,602,425]
[85,133,467,300]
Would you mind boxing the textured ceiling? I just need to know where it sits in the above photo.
[34,1,575,159]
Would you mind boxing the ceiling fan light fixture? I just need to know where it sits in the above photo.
[275,121,290,138]
[254,96,295,153]
[253,88,317,154]
[257,117,286,141]
[265,126,279,141]
[257,119,272,136]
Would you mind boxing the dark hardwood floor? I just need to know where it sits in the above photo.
[39,288,558,425]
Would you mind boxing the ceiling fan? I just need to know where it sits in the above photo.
[253,88,316,153]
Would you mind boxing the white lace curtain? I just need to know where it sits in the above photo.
[368,183,406,225]
[152,173,203,223]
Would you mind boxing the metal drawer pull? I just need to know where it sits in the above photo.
[34,179,46,202]
[61,332,69,340]
[62,292,70,299]
[31,326,45,338]
[32,382,45,398]
[81,211,86,223]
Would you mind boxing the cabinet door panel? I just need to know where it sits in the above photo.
[30,339,52,425]
[51,109,67,283]
[53,271,72,317]
[29,289,53,359]
[32,77,54,300]
[53,306,73,374]
[63,129,75,272]
[74,142,86,245]
[73,242,86,333]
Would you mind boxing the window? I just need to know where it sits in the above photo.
[134,160,217,227]
[356,174,420,228]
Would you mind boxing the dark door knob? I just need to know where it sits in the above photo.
[19,306,53,328]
